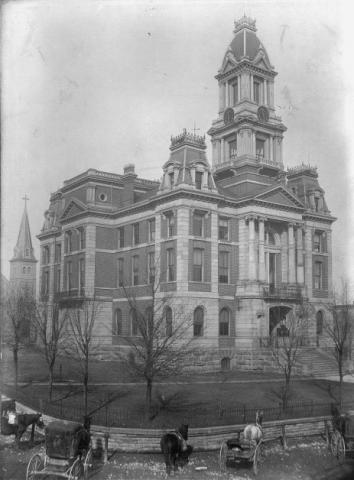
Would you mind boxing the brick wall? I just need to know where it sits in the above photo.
[96,226,117,250]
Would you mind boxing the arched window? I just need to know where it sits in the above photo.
[193,307,204,337]
[219,308,230,336]
[113,309,122,336]
[165,307,173,337]
[316,310,324,335]
[130,309,138,336]
[221,357,230,371]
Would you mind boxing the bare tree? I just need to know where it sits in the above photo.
[324,281,353,409]
[120,278,196,418]
[65,296,102,415]
[33,300,68,400]
[4,285,36,392]
[270,295,311,409]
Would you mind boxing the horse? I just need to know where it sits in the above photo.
[243,410,263,446]
[160,424,193,475]
[14,413,45,445]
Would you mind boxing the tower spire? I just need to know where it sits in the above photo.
[11,199,36,261]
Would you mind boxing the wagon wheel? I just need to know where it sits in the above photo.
[219,441,228,472]
[26,454,44,480]
[336,434,346,461]
[69,458,84,480]
[330,431,341,457]
[83,448,93,480]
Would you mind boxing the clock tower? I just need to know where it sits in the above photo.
[208,15,287,181]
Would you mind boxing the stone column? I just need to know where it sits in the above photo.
[264,80,268,105]
[327,230,333,294]
[270,136,274,162]
[202,170,208,189]
[85,224,96,297]
[258,217,266,281]
[219,82,224,112]
[221,139,225,163]
[296,225,304,284]
[210,211,218,294]
[248,216,257,280]
[288,223,296,283]
[191,167,196,184]
[224,83,227,109]
[250,74,254,101]
[238,217,248,280]
[304,226,313,298]
[176,207,189,291]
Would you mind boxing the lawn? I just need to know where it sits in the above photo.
[2,347,354,428]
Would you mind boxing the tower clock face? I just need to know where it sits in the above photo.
[224,108,234,125]
[257,106,269,122]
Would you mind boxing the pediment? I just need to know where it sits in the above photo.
[61,198,87,220]
[220,52,237,74]
[255,186,304,209]
[253,49,272,71]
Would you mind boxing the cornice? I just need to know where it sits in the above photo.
[207,115,287,136]
[303,212,336,224]
[216,61,277,81]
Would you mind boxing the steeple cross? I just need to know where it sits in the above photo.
[22,195,29,208]
[192,122,200,136]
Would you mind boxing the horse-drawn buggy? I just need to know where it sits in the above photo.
[330,408,354,461]
[219,411,263,475]
[26,419,93,480]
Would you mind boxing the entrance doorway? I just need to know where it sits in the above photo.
[269,306,292,336]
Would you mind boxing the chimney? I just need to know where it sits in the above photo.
[122,164,137,206]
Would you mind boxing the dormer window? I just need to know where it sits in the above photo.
[231,79,238,106]
[195,171,203,190]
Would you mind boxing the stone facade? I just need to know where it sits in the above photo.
[37,16,336,371]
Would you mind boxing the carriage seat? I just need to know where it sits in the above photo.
[226,437,258,451]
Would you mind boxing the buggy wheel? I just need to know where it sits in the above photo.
[26,454,44,480]
[83,448,93,480]
[337,435,346,461]
[219,441,228,472]
[330,431,340,456]
[69,458,84,480]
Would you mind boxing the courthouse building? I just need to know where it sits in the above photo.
[37,16,335,370]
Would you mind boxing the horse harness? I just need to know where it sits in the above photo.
[170,430,188,452]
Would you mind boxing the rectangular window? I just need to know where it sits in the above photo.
[65,231,72,253]
[148,252,155,284]
[132,255,139,285]
[133,223,140,245]
[43,271,49,295]
[253,78,261,104]
[192,212,204,237]
[314,231,327,253]
[148,219,156,242]
[219,251,229,283]
[232,79,238,105]
[66,261,72,291]
[55,244,61,263]
[167,248,175,282]
[169,172,174,188]
[56,268,61,292]
[256,138,265,159]
[78,228,85,249]
[117,258,124,287]
[195,171,203,190]
[228,140,237,160]
[192,248,203,282]
[118,227,125,248]
[219,218,229,240]
[167,214,175,237]
[42,246,50,265]
[79,258,85,289]
[314,261,323,290]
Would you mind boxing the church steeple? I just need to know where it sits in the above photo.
[208,16,287,178]
[10,198,37,295]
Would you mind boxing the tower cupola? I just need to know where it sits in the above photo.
[159,129,217,193]
[208,16,287,179]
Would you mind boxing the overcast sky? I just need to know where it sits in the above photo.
[2,0,354,294]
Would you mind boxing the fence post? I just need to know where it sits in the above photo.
[281,424,287,450]
[104,432,109,463]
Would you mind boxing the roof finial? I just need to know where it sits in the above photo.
[192,121,200,136]
[22,194,29,209]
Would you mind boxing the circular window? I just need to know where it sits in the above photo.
[98,193,107,202]
[224,108,234,125]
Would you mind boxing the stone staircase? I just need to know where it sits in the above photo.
[296,347,339,377]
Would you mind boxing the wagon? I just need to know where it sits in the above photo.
[26,420,92,480]
[330,409,354,461]
[219,432,263,475]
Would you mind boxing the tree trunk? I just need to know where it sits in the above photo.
[338,353,343,410]
[84,356,89,416]
[13,347,19,393]
[48,367,54,401]
[146,378,152,418]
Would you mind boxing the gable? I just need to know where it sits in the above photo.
[256,188,304,209]
[61,199,87,220]
[255,59,269,70]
